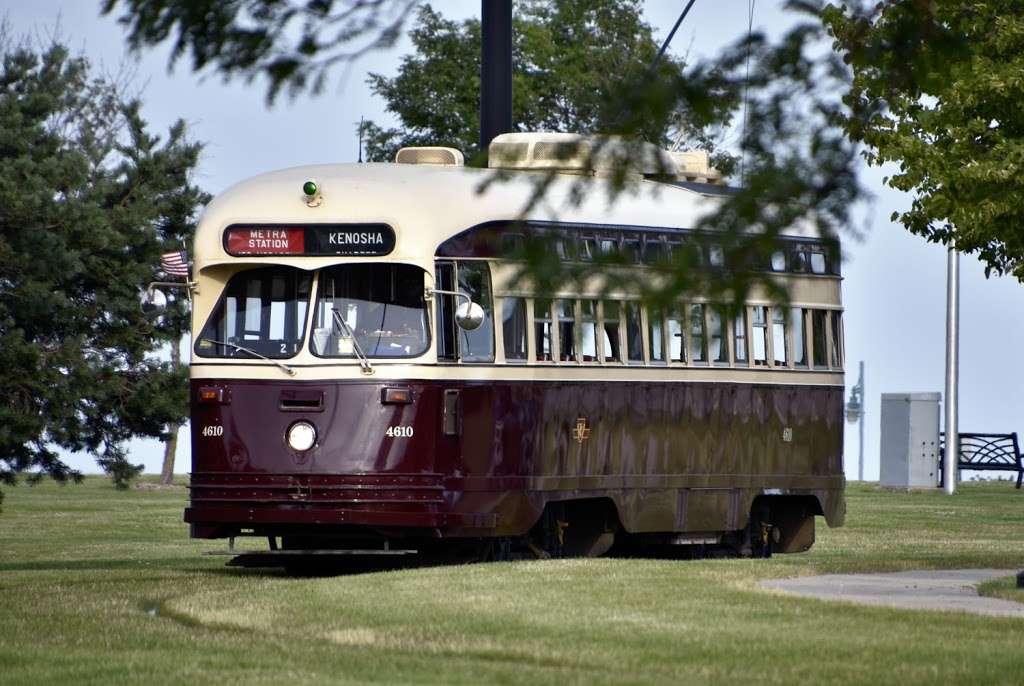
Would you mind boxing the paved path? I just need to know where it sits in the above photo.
[761,569,1024,617]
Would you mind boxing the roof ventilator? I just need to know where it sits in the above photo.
[487,132,723,185]
[394,147,465,167]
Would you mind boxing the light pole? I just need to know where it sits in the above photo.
[846,361,865,481]
[943,247,960,495]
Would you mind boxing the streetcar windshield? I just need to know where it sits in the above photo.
[310,263,429,358]
[195,266,312,359]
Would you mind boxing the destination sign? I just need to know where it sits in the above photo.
[224,224,396,257]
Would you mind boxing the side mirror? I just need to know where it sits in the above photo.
[141,287,168,314]
[455,300,485,331]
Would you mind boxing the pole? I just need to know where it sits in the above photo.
[943,247,960,495]
[479,0,513,156]
[858,360,865,482]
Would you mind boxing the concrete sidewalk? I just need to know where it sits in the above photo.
[761,569,1024,618]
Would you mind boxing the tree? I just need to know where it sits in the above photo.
[102,0,863,307]
[360,1,733,167]
[822,0,1024,282]
[0,37,206,499]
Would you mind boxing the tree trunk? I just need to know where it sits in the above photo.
[159,339,182,485]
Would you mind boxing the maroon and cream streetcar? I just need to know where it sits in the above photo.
[173,133,846,564]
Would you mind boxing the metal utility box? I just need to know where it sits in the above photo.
[880,393,941,488]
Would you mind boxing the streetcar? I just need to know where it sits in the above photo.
[169,133,845,562]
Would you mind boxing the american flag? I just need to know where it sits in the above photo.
[160,250,189,277]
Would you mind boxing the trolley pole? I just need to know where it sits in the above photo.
[480,0,513,156]
[943,247,960,495]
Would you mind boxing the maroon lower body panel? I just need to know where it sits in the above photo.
[186,377,845,540]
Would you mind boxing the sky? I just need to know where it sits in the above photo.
[6,1,1023,482]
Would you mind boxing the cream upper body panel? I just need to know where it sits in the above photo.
[189,162,843,381]
[192,162,825,270]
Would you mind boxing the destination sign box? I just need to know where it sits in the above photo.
[224,224,396,257]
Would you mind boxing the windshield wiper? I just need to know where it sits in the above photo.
[201,338,296,377]
[331,309,375,375]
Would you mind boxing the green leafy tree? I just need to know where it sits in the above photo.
[822,0,1024,281]
[0,38,206,498]
[102,0,863,308]
[360,1,734,167]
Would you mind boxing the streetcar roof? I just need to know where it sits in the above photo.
[193,162,824,271]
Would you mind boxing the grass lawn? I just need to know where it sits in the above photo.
[1,478,1023,685]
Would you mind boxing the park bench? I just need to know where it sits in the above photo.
[938,432,1024,489]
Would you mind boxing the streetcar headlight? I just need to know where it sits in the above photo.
[287,421,317,452]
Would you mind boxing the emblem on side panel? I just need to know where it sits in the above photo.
[572,417,591,444]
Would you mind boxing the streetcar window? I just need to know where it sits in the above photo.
[502,297,527,361]
[599,237,618,256]
[811,309,828,368]
[689,304,707,364]
[196,266,311,359]
[667,306,686,363]
[602,301,621,362]
[622,238,641,263]
[648,307,665,362]
[708,245,725,269]
[709,308,728,365]
[792,308,808,367]
[312,263,429,358]
[770,250,786,271]
[791,248,808,273]
[456,262,495,362]
[752,306,769,366]
[772,307,788,366]
[534,299,553,361]
[580,300,598,361]
[642,236,665,264]
[830,310,843,368]
[558,299,576,361]
[434,262,457,361]
[580,237,596,261]
[810,251,827,274]
[734,309,748,365]
[625,302,643,362]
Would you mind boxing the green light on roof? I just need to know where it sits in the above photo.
[302,180,318,197]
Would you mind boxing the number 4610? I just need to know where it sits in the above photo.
[386,426,414,438]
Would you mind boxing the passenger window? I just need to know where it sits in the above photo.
[558,299,576,361]
[734,309,748,365]
[622,238,641,263]
[812,309,828,368]
[830,311,843,368]
[534,298,553,361]
[502,297,527,361]
[772,307,787,366]
[689,304,706,363]
[642,237,665,264]
[456,262,494,362]
[791,248,808,273]
[810,251,827,274]
[625,302,643,362]
[599,237,618,256]
[648,306,665,362]
[709,308,728,365]
[602,301,621,363]
[752,306,769,366]
[667,307,685,363]
[792,308,808,367]
[770,250,786,271]
[580,300,598,361]
[708,245,725,268]
[580,238,596,261]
